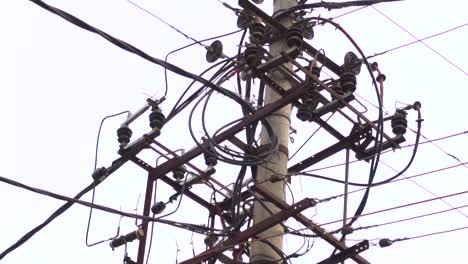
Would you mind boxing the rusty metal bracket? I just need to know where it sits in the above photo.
[178,198,316,264]
[317,240,370,264]
[288,126,370,173]
[254,186,371,264]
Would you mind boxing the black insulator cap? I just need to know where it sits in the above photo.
[237,13,249,29]
[413,101,422,110]
[376,73,386,82]
[379,238,393,248]
[391,110,408,135]
[311,66,321,77]
[250,22,265,43]
[124,257,137,264]
[204,151,217,167]
[117,126,132,146]
[149,109,166,130]
[286,27,304,49]
[172,166,186,181]
[204,234,218,247]
[340,72,357,93]
[92,167,107,181]
[206,40,223,63]
[296,104,313,121]
[371,62,379,71]
[151,201,166,215]
[110,229,144,249]
[244,45,260,67]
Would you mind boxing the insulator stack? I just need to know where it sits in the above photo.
[340,71,357,93]
[172,166,186,182]
[391,109,408,135]
[244,44,260,68]
[204,150,218,167]
[149,107,166,130]
[287,26,304,49]
[296,66,320,121]
[117,126,132,146]
[250,22,265,43]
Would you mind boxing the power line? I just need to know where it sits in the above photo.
[380,160,468,219]
[371,6,468,76]
[125,0,207,47]
[340,203,468,234]
[367,22,468,59]
[320,189,468,227]
[305,129,468,173]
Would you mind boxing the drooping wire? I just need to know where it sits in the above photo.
[86,110,130,247]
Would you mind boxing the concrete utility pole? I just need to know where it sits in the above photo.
[250,0,297,263]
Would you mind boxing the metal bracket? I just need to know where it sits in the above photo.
[317,240,370,264]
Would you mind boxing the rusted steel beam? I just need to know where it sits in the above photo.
[178,198,316,264]
[288,127,369,173]
[254,186,371,264]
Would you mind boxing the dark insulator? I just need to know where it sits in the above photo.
[149,108,166,130]
[204,151,217,167]
[151,201,166,215]
[391,110,408,135]
[287,27,304,49]
[340,71,357,93]
[172,166,186,181]
[117,126,132,146]
[244,44,260,67]
[379,238,393,248]
[206,40,223,63]
[250,22,265,43]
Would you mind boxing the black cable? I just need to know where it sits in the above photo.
[163,29,242,98]
[28,0,248,109]
[86,110,130,247]
[0,173,226,236]
[167,58,235,121]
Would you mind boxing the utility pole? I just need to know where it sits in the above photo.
[250,0,297,263]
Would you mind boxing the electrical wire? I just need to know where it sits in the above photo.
[371,6,468,76]
[337,203,468,235]
[320,189,468,227]
[0,174,226,237]
[29,0,249,109]
[125,0,207,47]
[86,110,130,247]
[367,22,468,59]
[162,29,242,98]
[289,112,335,160]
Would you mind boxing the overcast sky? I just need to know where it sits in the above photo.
[1,0,468,263]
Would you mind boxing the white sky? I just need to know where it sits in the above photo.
[1,0,468,263]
